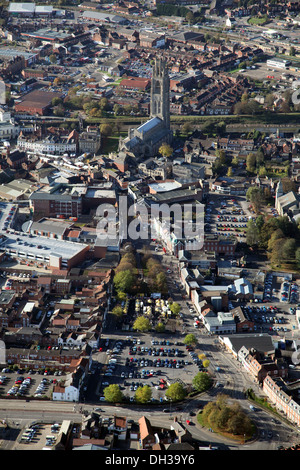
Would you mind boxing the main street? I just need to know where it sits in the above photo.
[0,391,296,451]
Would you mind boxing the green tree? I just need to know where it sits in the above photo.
[159,143,173,158]
[246,153,256,173]
[123,104,132,115]
[183,333,197,347]
[192,372,212,392]
[246,219,260,247]
[295,247,300,268]
[49,54,57,64]
[52,97,63,107]
[135,385,152,404]
[290,46,296,56]
[155,272,168,294]
[117,291,127,302]
[256,214,265,232]
[111,305,123,317]
[100,123,113,137]
[113,270,135,293]
[255,149,265,167]
[170,302,181,316]
[232,156,239,167]
[181,121,192,135]
[267,228,284,252]
[133,316,151,332]
[282,238,296,261]
[269,238,285,266]
[99,97,109,111]
[227,166,233,177]
[113,104,121,116]
[216,149,227,165]
[281,177,296,193]
[155,322,165,333]
[165,382,186,402]
[103,384,123,403]
[246,187,265,213]
[53,104,65,117]
[185,10,194,24]
[227,407,252,436]
[258,166,267,177]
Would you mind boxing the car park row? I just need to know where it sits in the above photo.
[97,336,205,402]
[0,369,61,398]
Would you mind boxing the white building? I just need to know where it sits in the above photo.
[52,384,79,402]
[266,58,291,69]
[203,311,236,335]
[0,108,20,140]
[17,134,77,155]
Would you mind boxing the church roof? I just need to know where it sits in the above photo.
[136,117,162,135]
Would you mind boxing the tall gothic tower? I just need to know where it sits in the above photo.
[150,57,170,130]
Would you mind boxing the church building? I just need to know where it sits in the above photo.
[119,57,173,160]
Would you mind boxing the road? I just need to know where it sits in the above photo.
[0,388,296,451]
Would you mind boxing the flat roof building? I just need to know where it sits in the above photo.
[21,28,72,43]
[30,218,74,239]
[15,90,63,116]
[8,2,53,16]
[8,2,36,16]
[81,11,129,24]
[0,232,89,272]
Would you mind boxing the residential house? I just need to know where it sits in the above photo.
[231,306,255,333]
[112,416,128,441]
[138,416,156,449]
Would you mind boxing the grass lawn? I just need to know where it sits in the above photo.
[248,16,270,26]
[101,132,127,154]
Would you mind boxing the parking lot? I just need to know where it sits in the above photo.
[0,369,63,399]
[95,333,204,404]
[14,422,66,450]
[205,196,250,242]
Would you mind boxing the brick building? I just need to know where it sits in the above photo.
[15,90,63,116]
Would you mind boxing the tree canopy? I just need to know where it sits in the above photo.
[135,385,152,404]
[103,384,123,403]
[159,143,173,159]
[113,269,136,294]
[132,316,152,332]
[202,394,253,436]
[183,333,197,346]
[192,371,212,393]
[165,382,186,402]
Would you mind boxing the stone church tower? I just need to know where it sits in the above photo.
[150,57,170,130]
[117,57,172,159]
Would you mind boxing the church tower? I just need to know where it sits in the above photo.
[150,57,170,130]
